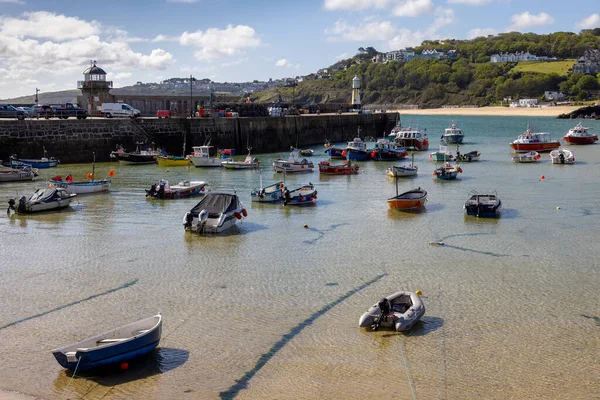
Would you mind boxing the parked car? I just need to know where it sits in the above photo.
[0,104,26,120]
[102,103,141,118]
[16,106,32,117]
[31,105,54,119]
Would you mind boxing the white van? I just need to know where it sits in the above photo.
[101,103,141,118]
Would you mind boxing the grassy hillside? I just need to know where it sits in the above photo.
[512,60,576,76]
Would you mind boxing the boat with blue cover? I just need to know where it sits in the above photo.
[369,139,408,161]
[51,314,162,372]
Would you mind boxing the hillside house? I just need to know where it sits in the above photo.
[572,49,600,75]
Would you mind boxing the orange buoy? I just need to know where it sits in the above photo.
[108,169,116,177]
[86,173,94,180]
[234,212,242,219]
[241,208,247,217]
[540,175,545,180]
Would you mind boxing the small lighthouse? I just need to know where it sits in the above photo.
[351,75,361,108]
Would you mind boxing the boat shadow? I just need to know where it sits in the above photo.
[54,347,189,388]
[387,207,427,219]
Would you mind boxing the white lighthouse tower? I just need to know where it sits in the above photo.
[351,75,361,108]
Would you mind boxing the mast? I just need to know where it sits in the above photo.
[182,132,186,157]
[92,151,96,180]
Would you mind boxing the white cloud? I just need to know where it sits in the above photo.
[393,0,434,17]
[576,13,600,29]
[151,34,178,42]
[222,58,248,67]
[109,72,133,80]
[432,7,454,28]
[388,28,427,49]
[468,27,497,38]
[326,19,397,41]
[509,11,554,31]
[0,0,25,4]
[0,11,101,40]
[275,58,300,69]
[180,25,261,61]
[323,0,391,11]
[336,52,348,59]
[448,0,490,4]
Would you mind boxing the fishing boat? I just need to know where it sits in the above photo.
[183,188,247,234]
[190,144,232,167]
[318,160,359,175]
[386,152,418,177]
[6,147,59,169]
[455,149,481,162]
[549,148,575,164]
[251,178,284,203]
[563,122,598,145]
[115,143,159,165]
[464,190,502,218]
[0,165,37,183]
[429,144,454,162]
[442,121,464,144]
[51,314,162,372]
[433,162,462,180]
[369,139,408,161]
[282,183,318,206]
[324,140,346,159]
[48,153,113,194]
[388,114,429,151]
[273,148,314,173]
[511,150,541,163]
[359,291,426,332]
[343,135,370,161]
[510,124,560,152]
[299,149,314,156]
[157,132,192,166]
[387,186,427,210]
[7,188,77,214]
[146,179,207,199]
[221,148,259,169]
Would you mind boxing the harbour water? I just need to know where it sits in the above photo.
[1,115,599,399]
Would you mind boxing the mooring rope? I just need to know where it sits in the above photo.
[399,337,417,400]
[60,355,81,400]
[437,284,446,400]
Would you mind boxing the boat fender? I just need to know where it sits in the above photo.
[234,211,242,219]
[241,208,247,217]
[199,209,208,223]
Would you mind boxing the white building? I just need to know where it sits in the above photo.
[490,52,539,63]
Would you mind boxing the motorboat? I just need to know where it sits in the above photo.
[324,140,346,159]
[5,147,59,168]
[442,121,464,144]
[455,149,481,162]
[157,155,191,166]
[511,150,541,163]
[318,160,359,175]
[359,291,425,332]
[549,148,575,164]
[183,189,247,234]
[282,183,318,206]
[429,144,454,162]
[8,188,77,214]
[563,122,597,145]
[386,152,417,177]
[114,143,159,165]
[273,148,314,173]
[189,144,232,167]
[299,149,314,156]
[510,124,560,152]
[464,190,502,217]
[51,314,162,372]
[146,179,207,199]
[369,139,408,161]
[433,162,462,180]
[50,177,111,194]
[388,114,429,151]
[0,165,37,183]
[387,187,427,210]
[221,149,259,169]
[251,179,284,203]
[344,135,370,161]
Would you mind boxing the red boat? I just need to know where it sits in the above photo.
[318,160,359,175]
[509,125,560,152]
[563,122,598,145]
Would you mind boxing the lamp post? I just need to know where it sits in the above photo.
[34,88,40,104]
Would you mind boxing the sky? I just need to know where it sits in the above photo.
[0,0,598,99]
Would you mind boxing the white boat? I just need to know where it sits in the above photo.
[442,121,464,144]
[221,149,259,169]
[115,143,159,165]
[273,148,314,173]
[510,125,560,153]
[282,183,318,206]
[563,122,598,145]
[251,173,284,203]
[190,145,232,167]
[50,179,111,194]
[386,152,418,177]
[146,179,207,199]
[183,188,247,234]
[549,148,575,164]
[0,166,37,183]
[511,151,541,163]
[359,291,425,332]
[429,144,454,162]
[388,114,429,151]
[8,188,77,214]
[299,149,314,156]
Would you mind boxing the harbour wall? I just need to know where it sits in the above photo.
[0,113,397,163]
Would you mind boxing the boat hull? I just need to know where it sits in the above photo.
[443,135,463,144]
[318,162,359,175]
[273,161,314,173]
[346,149,371,161]
[9,158,58,168]
[221,162,259,169]
[563,135,598,145]
[0,169,36,182]
[359,291,425,332]
[510,142,560,152]
[387,189,427,210]
[326,147,345,159]
[387,166,417,177]
[190,157,224,167]
[51,180,110,194]
[157,156,191,166]
[117,154,157,165]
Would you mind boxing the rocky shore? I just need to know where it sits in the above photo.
[557,105,600,119]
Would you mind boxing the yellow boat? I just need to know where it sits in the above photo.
[157,155,191,166]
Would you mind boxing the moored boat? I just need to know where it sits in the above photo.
[359,291,425,332]
[221,148,259,169]
[369,139,408,161]
[388,114,429,151]
[510,125,560,152]
[386,151,418,177]
[511,150,541,163]
[429,144,454,162]
[157,155,191,166]
[49,154,113,194]
[433,162,462,180]
[549,148,575,164]
[324,140,346,159]
[318,160,359,175]
[455,149,481,162]
[51,314,162,372]
[0,165,37,183]
[464,190,501,217]
[442,121,464,144]
[273,148,314,173]
[115,143,159,165]
[4,147,59,169]
[251,179,284,203]
[344,136,370,161]
[563,122,597,145]
[146,179,207,199]
[183,189,246,234]
[299,149,314,156]
[387,187,427,210]
[282,183,317,206]
[8,188,77,214]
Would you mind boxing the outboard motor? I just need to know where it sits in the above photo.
[559,152,565,164]
[196,209,208,232]
[183,211,193,229]
[7,198,15,214]
[283,187,291,205]
[17,196,27,214]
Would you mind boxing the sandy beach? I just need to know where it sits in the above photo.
[392,105,581,117]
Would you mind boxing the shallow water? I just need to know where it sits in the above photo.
[0,115,599,400]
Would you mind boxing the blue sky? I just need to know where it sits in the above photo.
[0,0,598,98]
